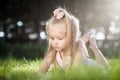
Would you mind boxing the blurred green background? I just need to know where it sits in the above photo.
[0,0,120,60]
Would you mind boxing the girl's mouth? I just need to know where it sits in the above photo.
[54,46,60,50]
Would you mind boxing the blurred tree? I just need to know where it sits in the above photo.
[0,0,120,59]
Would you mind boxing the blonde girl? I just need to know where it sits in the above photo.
[39,8,109,73]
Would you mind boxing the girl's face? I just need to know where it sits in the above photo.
[48,23,68,51]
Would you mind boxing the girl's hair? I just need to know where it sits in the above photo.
[44,7,88,65]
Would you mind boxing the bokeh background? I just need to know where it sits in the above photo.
[0,0,120,60]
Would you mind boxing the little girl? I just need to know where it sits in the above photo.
[39,8,109,73]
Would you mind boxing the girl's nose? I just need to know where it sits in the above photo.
[54,39,58,45]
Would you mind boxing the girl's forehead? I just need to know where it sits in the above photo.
[48,23,66,32]
[48,23,67,36]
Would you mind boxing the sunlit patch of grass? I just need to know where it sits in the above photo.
[0,58,41,80]
[0,58,120,80]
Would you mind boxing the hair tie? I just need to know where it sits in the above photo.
[53,8,65,20]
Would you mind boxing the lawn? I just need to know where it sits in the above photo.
[0,58,120,80]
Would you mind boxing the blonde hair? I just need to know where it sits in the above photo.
[44,8,88,66]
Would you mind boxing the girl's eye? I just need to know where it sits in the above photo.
[58,38,64,40]
[50,37,54,40]
[52,38,54,40]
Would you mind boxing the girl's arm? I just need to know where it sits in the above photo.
[89,38,109,67]
[39,51,55,73]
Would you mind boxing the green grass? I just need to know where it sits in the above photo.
[0,58,120,80]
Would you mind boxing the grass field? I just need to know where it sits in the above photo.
[0,58,120,80]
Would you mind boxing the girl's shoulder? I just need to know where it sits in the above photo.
[76,39,89,57]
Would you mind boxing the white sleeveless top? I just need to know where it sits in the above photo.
[56,51,71,70]
[55,51,103,71]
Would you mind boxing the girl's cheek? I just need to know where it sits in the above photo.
[49,40,53,45]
